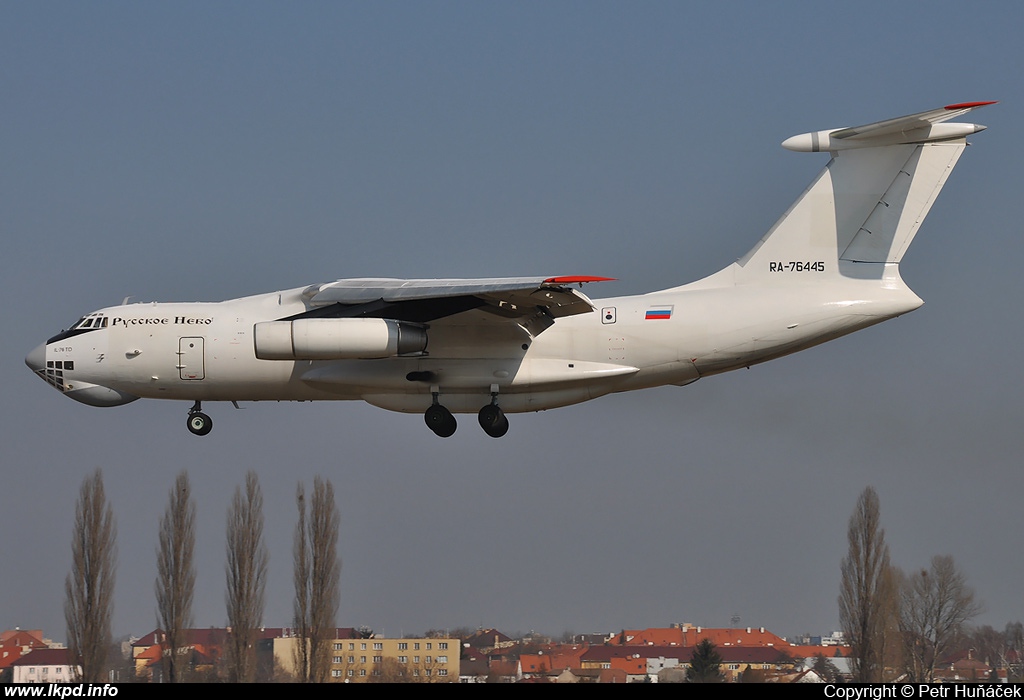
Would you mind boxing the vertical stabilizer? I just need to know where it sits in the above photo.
[717,102,993,285]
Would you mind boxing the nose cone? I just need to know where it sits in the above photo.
[25,343,45,372]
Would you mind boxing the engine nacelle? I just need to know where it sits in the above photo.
[254,318,427,360]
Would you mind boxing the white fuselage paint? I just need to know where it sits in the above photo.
[32,102,989,431]
[36,268,921,415]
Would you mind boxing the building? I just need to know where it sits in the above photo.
[11,648,79,684]
[0,630,50,681]
[274,634,459,682]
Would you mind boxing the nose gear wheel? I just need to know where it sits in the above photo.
[186,401,213,436]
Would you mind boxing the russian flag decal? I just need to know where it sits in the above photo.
[645,306,673,320]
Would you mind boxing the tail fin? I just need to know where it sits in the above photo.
[730,102,993,283]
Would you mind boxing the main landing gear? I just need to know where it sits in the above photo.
[424,394,457,438]
[186,400,213,436]
[478,394,509,438]
[423,391,510,438]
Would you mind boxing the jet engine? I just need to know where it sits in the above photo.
[254,318,427,360]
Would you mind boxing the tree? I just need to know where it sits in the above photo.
[156,470,196,683]
[839,486,898,682]
[686,639,724,683]
[897,554,982,682]
[811,653,842,683]
[1006,621,1024,682]
[65,469,117,682]
[292,476,341,682]
[740,666,767,683]
[225,471,268,682]
[970,624,1012,679]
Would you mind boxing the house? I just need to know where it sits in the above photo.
[11,648,79,684]
[607,625,790,648]
[463,628,515,654]
[133,627,288,681]
[0,630,50,681]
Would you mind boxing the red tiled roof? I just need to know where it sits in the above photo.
[0,630,44,645]
[0,632,51,670]
[608,627,790,648]
[519,654,552,673]
[134,626,297,648]
[11,648,72,667]
[583,644,796,665]
[788,645,851,659]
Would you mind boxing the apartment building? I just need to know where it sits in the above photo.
[275,635,459,682]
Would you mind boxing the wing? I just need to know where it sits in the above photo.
[288,275,615,336]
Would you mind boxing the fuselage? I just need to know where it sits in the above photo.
[29,101,987,437]
[26,268,921,416]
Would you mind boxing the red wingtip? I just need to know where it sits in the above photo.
[543,275,616,285]
[944,101,998,110]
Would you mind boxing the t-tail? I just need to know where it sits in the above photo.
[690,101,995,289]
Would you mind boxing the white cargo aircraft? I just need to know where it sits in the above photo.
[27,101,994,438]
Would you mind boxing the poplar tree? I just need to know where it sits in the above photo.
[156,470,196,683]
[65,469,117,682]
[226,471,268,682]
[839,486,897,682]
[293,476,340,682]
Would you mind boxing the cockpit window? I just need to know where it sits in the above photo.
[50,314,109,345]
[71,315,108,330]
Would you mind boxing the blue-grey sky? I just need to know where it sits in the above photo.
[3,2,1021,642]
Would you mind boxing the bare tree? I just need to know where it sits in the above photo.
[156,470,196,683]
[969,625,1010,677]
[225,471,268,682]
[65,469,117,682]
[369,657,411,683]
[897,554,982,682]
[839,486,898,682]
[1005,622,1024,682]
[292,483,311,681]
[292,476,341,682]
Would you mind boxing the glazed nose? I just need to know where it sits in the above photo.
[25,343,45,372]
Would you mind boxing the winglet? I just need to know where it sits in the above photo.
[945,101,998,110]
[543,276,616,285]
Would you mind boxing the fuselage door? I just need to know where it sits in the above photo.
[178,337,205,380]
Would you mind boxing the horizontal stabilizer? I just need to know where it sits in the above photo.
[782,101,995,152]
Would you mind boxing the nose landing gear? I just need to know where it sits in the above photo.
[186,401,213,436]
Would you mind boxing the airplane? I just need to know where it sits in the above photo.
[26,101,994,438]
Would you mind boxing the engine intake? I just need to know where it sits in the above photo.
[254,318,427,360]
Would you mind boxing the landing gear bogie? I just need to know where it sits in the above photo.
[424,403,457,438]
[424,391,511,438]
[478,403,509,438]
